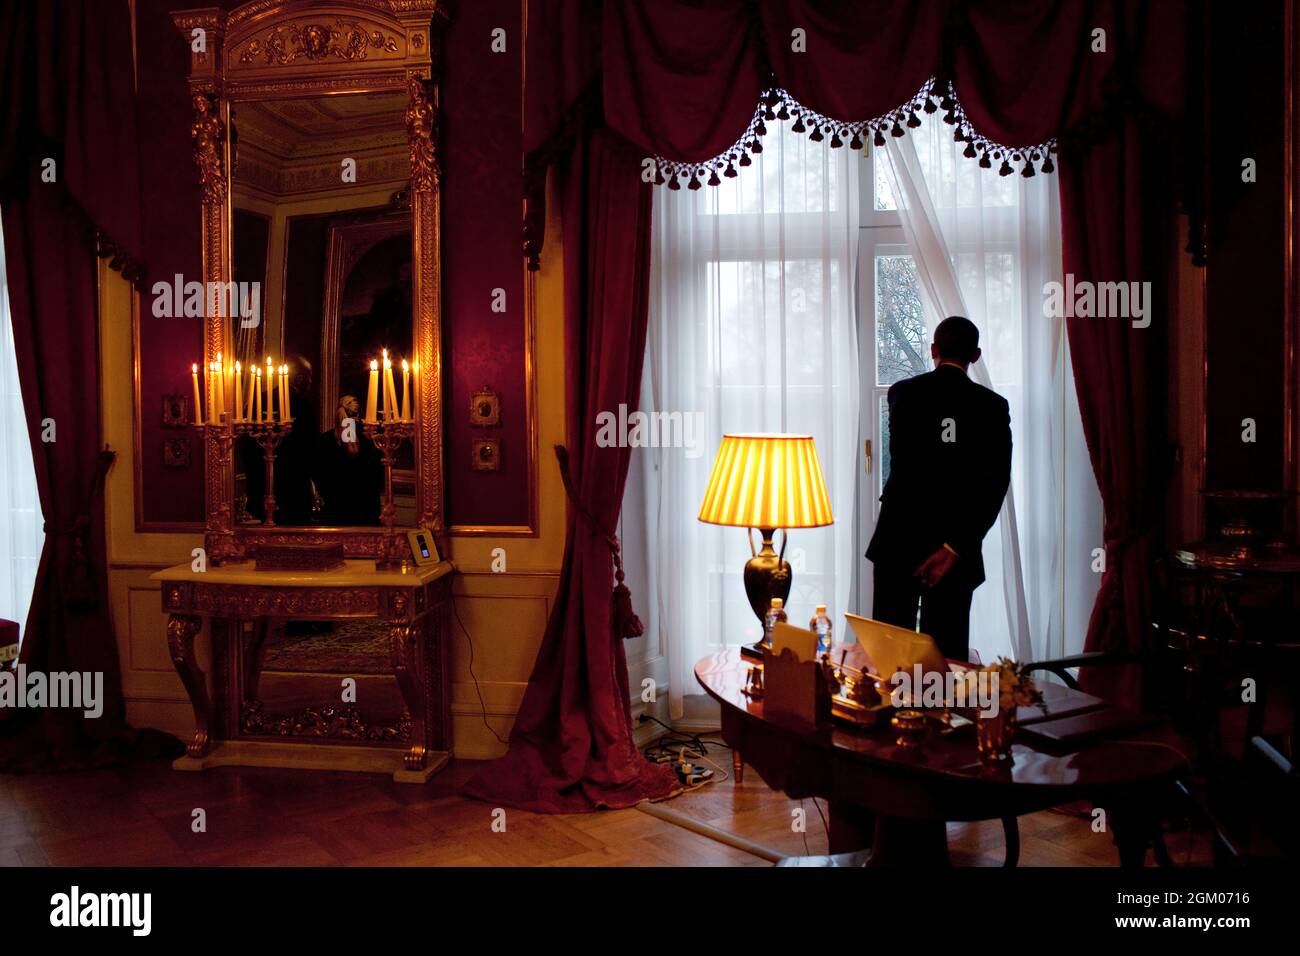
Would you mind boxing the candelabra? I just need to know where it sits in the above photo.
[363,417,416,568]
[233,418,293,527]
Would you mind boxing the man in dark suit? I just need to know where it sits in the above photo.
[866,316,1012,661]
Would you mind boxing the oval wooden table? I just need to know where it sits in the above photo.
[696,648,1189,866]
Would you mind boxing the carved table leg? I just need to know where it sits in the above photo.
[390,620,429,771]
[166,614,209,758]
[732,750,744,784]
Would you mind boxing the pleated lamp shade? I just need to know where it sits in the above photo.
[697,433,834,529]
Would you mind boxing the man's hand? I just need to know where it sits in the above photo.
[914,546,958,588]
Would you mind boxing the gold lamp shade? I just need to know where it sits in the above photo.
[698,434,833,635]
[698,433,833,529]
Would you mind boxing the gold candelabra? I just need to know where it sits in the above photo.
[363,417,415,568]
[234,418,293,527]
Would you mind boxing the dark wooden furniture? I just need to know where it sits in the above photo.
[697,648,1189,866]
[1160,544,1300,755]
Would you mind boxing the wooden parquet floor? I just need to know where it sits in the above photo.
[0,740,1214,866]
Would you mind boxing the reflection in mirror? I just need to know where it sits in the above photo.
[230,91,413,528]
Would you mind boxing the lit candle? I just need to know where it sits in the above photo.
[379,351,395,421]
[206,362,215,424]
[254,366,263,422]
[214,353,225,421]
[400,359,410,421]
[279,364,290,421]
[365,360,379,423]
[234,361,243,422]
[265,355,275,422]
[191,363,203,425]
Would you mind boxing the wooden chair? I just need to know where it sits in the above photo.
[996,650,1175,868]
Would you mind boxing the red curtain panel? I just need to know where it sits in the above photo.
[463,126,678,812]
[1059,120,1176,703]
[0,1,177,768]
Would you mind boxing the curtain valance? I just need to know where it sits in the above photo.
[524,0,1186,268]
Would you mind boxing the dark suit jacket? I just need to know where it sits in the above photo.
[866,364,1012,588]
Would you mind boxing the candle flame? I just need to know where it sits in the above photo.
[235,361,241,372]
[370,359,378,371]
[401,359,409,372]
[192,363,198,373]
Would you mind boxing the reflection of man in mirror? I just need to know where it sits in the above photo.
[313,395,383,526]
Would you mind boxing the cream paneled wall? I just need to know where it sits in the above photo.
[99,184,572,760]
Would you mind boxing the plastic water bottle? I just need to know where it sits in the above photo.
[809,604,833,657]
[763,597,787,647]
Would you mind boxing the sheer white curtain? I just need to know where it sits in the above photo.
[882,125,1101,664]
[0,215,45,638]
[627,123,861,718]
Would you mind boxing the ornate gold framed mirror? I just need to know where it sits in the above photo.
[172,0,449,564]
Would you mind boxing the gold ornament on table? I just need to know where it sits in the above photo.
[967,657,1043,766]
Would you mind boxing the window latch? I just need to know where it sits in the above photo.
[864,439,872,474]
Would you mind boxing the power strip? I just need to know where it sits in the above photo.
[648,749,714,786]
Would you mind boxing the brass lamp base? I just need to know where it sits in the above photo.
[739,527,792,660]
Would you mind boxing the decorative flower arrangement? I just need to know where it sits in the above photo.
[982,657,1044,713]
[973,658,1043,765]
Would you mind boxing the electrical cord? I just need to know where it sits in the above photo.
[450,595,508,745]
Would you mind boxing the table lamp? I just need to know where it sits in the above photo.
[697,434,834,648]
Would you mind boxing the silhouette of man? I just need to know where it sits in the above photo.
[866,316,1012,661]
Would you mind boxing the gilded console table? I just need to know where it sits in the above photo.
[152,559,454,783]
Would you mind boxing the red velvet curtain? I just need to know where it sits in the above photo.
[1059,121,1174,702]
[0,0,143,273]
[0,0,177,768]
[463,125,678,812]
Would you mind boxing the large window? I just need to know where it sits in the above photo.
[0,215,44,638]
[631,119,1103,717]
[861,129,1101,663]
[626,122,860,717]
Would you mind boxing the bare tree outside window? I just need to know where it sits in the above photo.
[875,255,928,386]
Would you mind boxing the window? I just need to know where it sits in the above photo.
[0,215,44,639]
[630,122,861,716]
[634,120,1102,716]
[859,134,1101,662]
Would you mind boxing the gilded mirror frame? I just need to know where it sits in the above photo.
[172,0,449,564]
